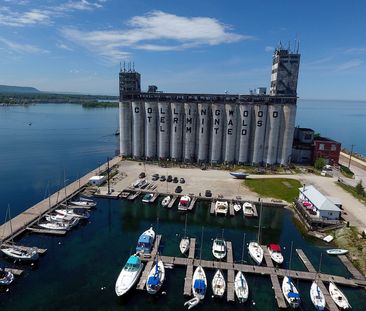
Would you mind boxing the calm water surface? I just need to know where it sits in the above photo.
[0,103,365,310]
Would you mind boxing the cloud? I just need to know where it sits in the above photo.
[336,59,363,71]
[57,42,73,51]
[265,46,274,52]
[61,10,250,62]
[0,1,105,27]
[0,37,49,54]
[343,47,366,55]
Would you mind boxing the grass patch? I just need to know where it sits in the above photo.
[243,178,302,203]
[336,182,366,205]
[339,164,354,178]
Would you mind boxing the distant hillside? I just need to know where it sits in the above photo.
[0,85,41,94]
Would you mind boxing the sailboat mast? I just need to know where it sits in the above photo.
[257,199,263,244]
[184,213,188,237]
[199,226,204,262]
[289,240,294,271]
[241,233,246,263]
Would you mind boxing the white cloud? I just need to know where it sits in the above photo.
[265,46,274,52]
[57,42,73,51]
[344,47,366,55]
[61,11,250,62]
[0,37,49,54]
[336,59,363,71]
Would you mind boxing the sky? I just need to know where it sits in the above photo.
[1,0,366,100]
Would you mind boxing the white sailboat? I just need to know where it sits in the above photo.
[180,214,190,255]
[161,195,171,207]
[329,282,351,309]
[38,220,71,231]
[248,201,263,265]
[146,258,165,294]
[268,244,284,265]
[0,268,14,286]
[310,281,326,311]
[69,200,96,208]
[235,271,249,303]
[55,208,90,219]
[115,254,144,296]
[282,276,301,308]
[192,265,207,300]
[211,269,226,297]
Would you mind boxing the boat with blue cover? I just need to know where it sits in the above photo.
[146,257,165,294]
[229,172,249,179]
[136,227,155,254]
[282,276,301,308]
[192,265,207,300]
[115,254,143,296]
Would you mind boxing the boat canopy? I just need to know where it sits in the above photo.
[138,235,153,244]
[288,292,300,298]
[127,256,140,266]
[194,279,206,290]
[269,244,281,252]
[147,275,159,286]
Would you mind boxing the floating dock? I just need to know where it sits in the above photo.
[338,255,365,280]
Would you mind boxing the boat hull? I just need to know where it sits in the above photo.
[282,276,301,308]
[248,242,263,265]
[0,269,14,286]
[115,264,143,296]
[180,237,190,255]
[0,246,39,261]
[211,269,226,297]
[146,260,165,294]
[192,266,207,300]
[310,281,326,311]
[234,271,249,303]
[326,249,348,255]
[329,282,351,309]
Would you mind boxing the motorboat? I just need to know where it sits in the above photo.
[329,281,351,309]
[229,172,249,179]
[192,265,207,300]
[310,281,326,311]
[212,269,226,297]
[45,215,79,228]
[142,193,154,203]
[55,208,90,219]
[0,245,39,261]
[248,242,263,265]
[146,259,165,294]
[243,202,255,217]
[326,249,348,256]
[212,238,227,260]
[78,196,95,203]
[184,297,200,310]
[115,254,143,296]
[161,195,171,207]
[214,201,228,216]
[282,276,301,308]
[233,202,241,213]
[136,227,156,254]
[234,271,249,303]
[268,244,284,265]
[69,200,96,208]
[323,235,334,243]
[38,220,72,231]
[180,237,190,255]
[178,195,191,211]
[0,268,14,286]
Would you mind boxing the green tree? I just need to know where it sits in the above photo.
[355,180,365,196]
[314,158,326,170]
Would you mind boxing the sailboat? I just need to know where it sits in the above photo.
[192,265,207,300]
[268,244,284,265]
[146,255,165,294]
[329,282,351,309]
[248,201,263,265]
[211,269,226,297]
[310,253,326,311]
[0,206,39,261]
[55,207,90,219]
[235,233,249,303]
[161,195,171,207]
[179,214,190,255]
[0,268,14,286]
[115,254,143,296]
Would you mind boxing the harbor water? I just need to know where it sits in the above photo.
[0,103,366,310]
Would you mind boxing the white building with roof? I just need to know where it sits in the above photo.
[298,185,341,220]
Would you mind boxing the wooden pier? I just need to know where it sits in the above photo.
[188,197,198,211]
[184,259,194,296]
[167,195,178,209]
[188,238,196,259]
[338,255,365,280]
[229,202,235,216]
[210,202,215,215]
[226,268,235,302]
[296,249,316,273]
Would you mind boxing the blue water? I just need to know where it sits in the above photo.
[297,99,366,155]
[0,103,366,310]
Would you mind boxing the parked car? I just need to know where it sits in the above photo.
[173,177,178,183]
[179,178,185,184]
[152,173,159,178]
[175,186,182,193]
[139,172,146,179]
[160,175,166,182]
[152,175,159,181]
[167,175,173,182]
[205,190,212,197]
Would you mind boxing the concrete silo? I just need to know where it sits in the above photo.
[237,104,252,163]
[280,104,297,165]
[265,104,282,164]
[144,102,158,159]
[251,104,268,164]
[119,101,132,157]
[158,102,170,159]
[197,103,210,162]
[170,102,183,161]
[131,101,144,159]
[183,102,197,161]
[224,104,237,163]
[210,103,224,163]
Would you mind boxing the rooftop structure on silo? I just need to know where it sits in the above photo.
[119,62,141,99]
[269,43,300,96]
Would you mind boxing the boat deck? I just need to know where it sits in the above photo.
[1,243,47,254]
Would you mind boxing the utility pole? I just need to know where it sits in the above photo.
[348,144,355,168]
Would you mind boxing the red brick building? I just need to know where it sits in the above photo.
[313,137,341,165]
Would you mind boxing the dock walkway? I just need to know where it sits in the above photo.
[338,255,365,280]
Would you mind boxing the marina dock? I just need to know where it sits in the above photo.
[338,255,366,280]
[188,197,197,211]
[167,195,178,209]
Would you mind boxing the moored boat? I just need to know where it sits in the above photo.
[310,281,326,311]
[136,227,156,254]
[243,202,255,217]
[230,172,249,179]
[192,265,207,300]
[234,271,249,303]
[161,195,171,207]
[146,259,165,294]
[211,269,226,297]
[0,245,39,261]
[45,215,79,228]
[326,249,348,256]
[329,281,351,309]
[248,242,263,265]
[268,244,284,265]
[115,254,143,296]
[38,220,71,231]
[282,276,301,308]
[178,195,191,211]
[214,201,228,216]
[323,235,334,243]
[212,238,227,260]
[233,203,241,213]
[55,208,90,219]
[180,237,190,255]
[69,200,96,208]
[142,193,154,203]
[0,268,14,286]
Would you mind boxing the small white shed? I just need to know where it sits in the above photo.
[89,175,106,186]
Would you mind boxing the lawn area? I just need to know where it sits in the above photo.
[244,178,302,203]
